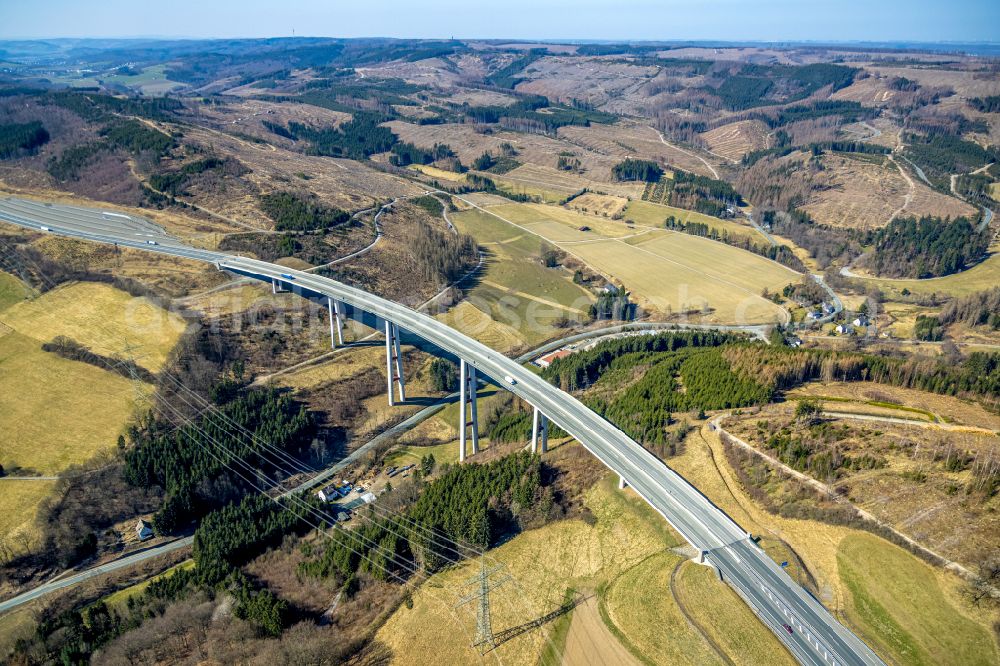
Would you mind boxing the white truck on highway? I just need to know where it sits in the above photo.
[504,375,517,386]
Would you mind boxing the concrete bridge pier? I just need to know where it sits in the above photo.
[618,474,627,490]
[327,297,344,347]
[385,321,406,405]
[458,359,479,462]
[530,407,548,454]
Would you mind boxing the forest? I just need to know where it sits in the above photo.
[287,112,397,160]
[122,387,315,533]
[938,287,1000,330]
[459,96,616,134]
[589,285,635,321]
[16,494,312,662]
[43,90,183,122]
[585,347,774,446]
[668,168,743,212]
[862,215,989,278]
[407,219,479,285]
[543,330,744,391]
[708,63,857,111]
[903,133,998,189]
[298,452,544,585]
[0,120,49,158]
[969,95,1000,113]
[148,156,231,196]
[388,141,454,167]
[259,191,352,231]
[543,332,1000,444]
[47,118,175,181]
[612,158,664,182]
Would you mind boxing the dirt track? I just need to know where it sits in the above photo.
[561,595,639,666]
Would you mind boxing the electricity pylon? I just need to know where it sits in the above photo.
[456,556,511,655]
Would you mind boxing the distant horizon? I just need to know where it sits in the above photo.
[2,36,1000,47]
[2,1,998,44]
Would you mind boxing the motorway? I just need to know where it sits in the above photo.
[0,197,882,666]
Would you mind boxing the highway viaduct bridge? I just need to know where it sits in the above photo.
[0,197,883,666]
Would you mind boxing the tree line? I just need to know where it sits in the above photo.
[299,452,545,587]
[259,191,352,231]
[938,287,1000,330]
[47,118,175,182]
[861,215,989,279]
[122,387,315,533]
[661,215,806,272]
[0,121,49,159]
[612,158,663,182]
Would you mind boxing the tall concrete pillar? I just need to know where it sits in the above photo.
[531,406,548,454]
[459,359,479,462]
[618,474,627,490]
[328,297,344,347]
[384,321,405,405]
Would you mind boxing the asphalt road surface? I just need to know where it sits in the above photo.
[0,197,882,666]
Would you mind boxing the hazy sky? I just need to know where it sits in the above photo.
[1,0,997,43]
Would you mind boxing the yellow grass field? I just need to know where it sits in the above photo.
[625,200,759,241]
[603,552,726,665]
[100,560,196,611]
[571,233,793,322]
[2,282,187,373]
[0,271,32,311]
[0,479,57,547]
[0,331,141,474]
[838,533,997,666]
[409,164,467,182]
[674,560,797,665]
[0,278,183,494]
[565,192,628,217]
[458,200,796,324]
[852,252,1000,298]
[446,207,595,347]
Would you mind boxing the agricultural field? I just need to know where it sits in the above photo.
[838,534,997,666]
[408,164,466,182]
[0,327,142,476]
[624,199,760,242]
[564,191,628,218]
[0,276,185,549]
[2,281,187,373]
[0,479,58,548]
[457,198,795,324]
[700,120,770,162]
[849,251,1000,299]
[446,207,595,348]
